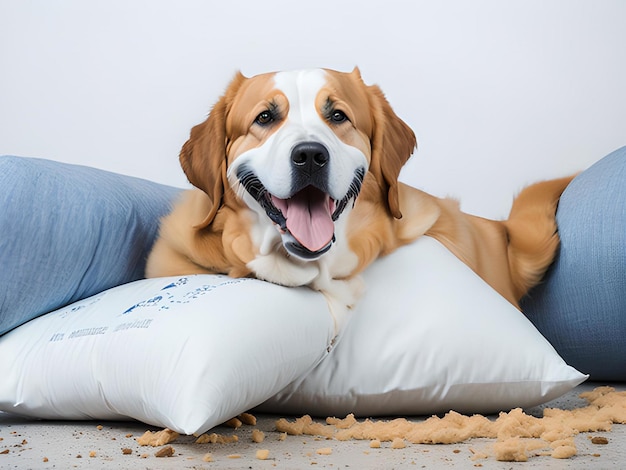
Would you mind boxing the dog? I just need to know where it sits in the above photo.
[146,67,573,329]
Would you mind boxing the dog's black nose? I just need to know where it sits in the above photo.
[291,142,329,174]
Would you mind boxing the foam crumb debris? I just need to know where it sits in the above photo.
[591,436,609,445]
[274,387,626,462]
[252,429,265,443]
[276,415,334,439]
[136,428,179,447]
[326,414,357,429]
[256,449,270,460]
[221,412,257,429]
[391,437,406,449]
[154,445,175,458]
[239,412,257,426]
[224,417,242,429]
[493,437,547,462]
[551,444,577,459]
[195,432,239,444]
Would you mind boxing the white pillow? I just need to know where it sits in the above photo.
[259,237,587,416]
[0,275,334,435]
[0,237,586,435]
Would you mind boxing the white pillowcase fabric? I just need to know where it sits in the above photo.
[0,275,334,435]
[0,237,586,434]
[260,237,587,416]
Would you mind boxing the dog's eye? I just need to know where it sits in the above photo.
[329,110,348,124]
[255,110,274,126]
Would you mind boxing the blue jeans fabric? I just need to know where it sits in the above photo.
[0,156,181,335]
[522,147,626,381]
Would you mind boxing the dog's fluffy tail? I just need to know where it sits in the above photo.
[504,175,575,300]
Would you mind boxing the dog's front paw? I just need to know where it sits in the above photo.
[248,253,320,287]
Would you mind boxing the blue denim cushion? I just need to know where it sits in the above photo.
[522,147,626,381]
[0,156,181,335]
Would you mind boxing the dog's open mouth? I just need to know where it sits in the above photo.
[237,167,365,259]
[272,187,335,254]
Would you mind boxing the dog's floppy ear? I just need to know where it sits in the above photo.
[179,72,246,228]
[366,77,417,219]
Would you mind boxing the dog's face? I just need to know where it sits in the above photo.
[179,68,416,261]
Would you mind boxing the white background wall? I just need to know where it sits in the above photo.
[1,0,624,218]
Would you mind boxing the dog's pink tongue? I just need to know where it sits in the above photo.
[276,189,334,252]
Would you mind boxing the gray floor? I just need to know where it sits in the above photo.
[1,382,624,469]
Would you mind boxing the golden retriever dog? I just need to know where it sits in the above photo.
[146,68,572,329]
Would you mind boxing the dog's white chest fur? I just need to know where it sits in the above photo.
[246,204,362,332]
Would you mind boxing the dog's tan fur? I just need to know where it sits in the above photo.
[146,68,572,310]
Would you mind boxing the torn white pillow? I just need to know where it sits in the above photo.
[260,237,587,416]
[0,275,333,435]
